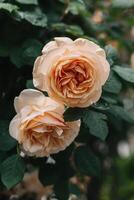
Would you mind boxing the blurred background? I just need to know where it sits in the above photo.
[0,0,134,200]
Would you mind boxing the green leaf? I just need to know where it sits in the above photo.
[10,47,23,68]
[10,39,43,68]
[0,154,26,189]
[0,3,18,13]
[0,121,17,151]
[107,105,134,123]
[74,146,101,177]
[103,71,122,94]
[91,102,110,111]
[83,110,108,141]
[112,0,134,8]
[64,107,84,121]
[15,0,38,5]
[54,180,69,200]
[105,45,118,65]
[67,0,86,15]
[102,94,118,104]
[51,23,84,37]
[65,108,108,141]
[65,25,84,36]
[14,8,47,27]
[0,152,7,164]
[22,39,43,65]
[113,65,134,83]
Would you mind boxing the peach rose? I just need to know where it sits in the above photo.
[9,89,80,157]
[33,37,110,107]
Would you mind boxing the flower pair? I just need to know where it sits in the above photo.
[9,37,110,157]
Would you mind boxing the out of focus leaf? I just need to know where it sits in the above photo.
[14,8,47,27]
[105,45,118,66]
[15,0,38,5]
[103,71,122,94]
[112,0,134,8]
[10,47,23,68]
[10,39,43,67]
[113,65,134,83]
[102,94,118,104]
[51,23,84,36]
[22,39,43,65]
[74,146,101,177]
[0,3,18,13]
[0,154,26,189]
[67,0,86,15]
[0,121,17,151]
[0,152,7,164]
[107,105,134,123]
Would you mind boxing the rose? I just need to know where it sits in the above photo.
[33,37,110,107]
[9,89,80,157]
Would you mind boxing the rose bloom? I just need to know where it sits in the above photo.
[9,89,80,157]
[33,37,110,107]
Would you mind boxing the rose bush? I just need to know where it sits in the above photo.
[0,0,134,199]
[33,37,110,107]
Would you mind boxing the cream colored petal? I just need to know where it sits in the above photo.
[28,144,43,154]
[33,48,66,91]
[20,109,43,123]
[55,37,73,46]
[76,50,110,86]
[33,56,46,90]
[14,89,46,113]
[38,113,65,127]
[19,106,33,121]
[96,48,106,57]
[42,41,58,54]
[22,140,43,154]
[9,114,21,140]
[44,97,65,115]
[46,120,81,155]
[64,120,81,144]
[74,38,101,52]
[25,120,80,157]
[20,102,65,124]
[79,89,102,107]
[97,55,110,85]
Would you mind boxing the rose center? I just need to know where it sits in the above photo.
[55,59,94,96]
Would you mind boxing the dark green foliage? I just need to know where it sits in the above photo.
[103,71,122,94]
[0,120,17,151]
[0,154,26,189]
[0,0,134,199]
[113,65,134,83]
[74,146,101,177]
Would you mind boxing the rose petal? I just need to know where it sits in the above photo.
[55,37,73,46]
[42,41,58,54]
[9,114,21,140]
[14,89,45,113]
